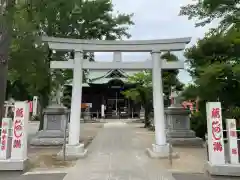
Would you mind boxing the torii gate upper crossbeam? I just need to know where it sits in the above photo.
[50,60,184,70]
[42,36,191,52]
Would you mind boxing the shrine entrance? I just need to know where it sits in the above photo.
[104,79,133,119]
[42,36,191,158]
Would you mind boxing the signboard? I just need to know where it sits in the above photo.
[0,118,12,159]
[81,103,92,108]
[226,119,239,164]
[11,101,29,160]
[206,102,225,165]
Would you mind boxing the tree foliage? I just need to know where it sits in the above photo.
[4,0,133,129]
[0,0,16,119]
[180,0,240,137]
[32,0,134,39]
[179,0,240,31]
[122,52,184,128]
[7,0,133,100]
[184,30,240,107]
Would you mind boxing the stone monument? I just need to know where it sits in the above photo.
[30,89,69,146]
[165,90,203,147]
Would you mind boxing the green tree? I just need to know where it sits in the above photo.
[9,0,133,95]
[181,30,240,137]
[0,0,16,120]
[7,3,50,111]
[7,0,133,129]
[181,84,199,101]
[122,52,184,128]
[180,0,240,138]
[179,0,240,31]
[122,71,153,127]
[184,31,240,107]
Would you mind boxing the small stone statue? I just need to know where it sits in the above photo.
[56,85,63,105]
[175,92,182,105]
[170,87,183,108]
[50,90,58,105]
[49,85,63,105]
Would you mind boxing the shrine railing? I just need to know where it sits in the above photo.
[80,111,141,119]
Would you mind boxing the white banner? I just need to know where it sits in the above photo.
[11,101,29,160]
[206,102,225,165]
[226,119,239,164]
[0,118,12,159]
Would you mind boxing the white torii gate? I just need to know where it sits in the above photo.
[42,36,191,158]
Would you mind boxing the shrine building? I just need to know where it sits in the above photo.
[64,68,142,118]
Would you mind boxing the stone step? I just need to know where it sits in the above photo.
[167,137,204,147]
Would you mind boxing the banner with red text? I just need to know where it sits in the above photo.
[11,101,29,160]
[226,119,239,164]
[0,118,12,159]
[206,102,225,165]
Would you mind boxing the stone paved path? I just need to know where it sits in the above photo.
[64,120,175,180]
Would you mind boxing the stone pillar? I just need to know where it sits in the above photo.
[101,104,105,118]
[69,51,83,145]
[62,51,87,160]
[32,96,39,116]
[146,51,175,158]
[152,51,167,144]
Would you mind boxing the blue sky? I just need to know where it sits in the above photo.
[94,0,217,84]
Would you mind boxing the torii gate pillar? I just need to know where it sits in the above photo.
[146,51,179,158]
[152,52,167,146]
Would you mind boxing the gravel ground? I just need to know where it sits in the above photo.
[128,122,240,180]
[128,122,207,173]
[0,122,103,180]
[27,122,104,171]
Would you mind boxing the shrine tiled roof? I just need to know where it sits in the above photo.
[86,69,140,84]
[65,59,152,86]
[64,69,140,86]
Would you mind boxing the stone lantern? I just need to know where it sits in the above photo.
[165,91,203,147]
[30,89,69,146]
